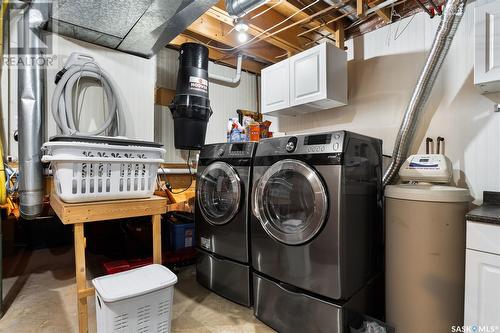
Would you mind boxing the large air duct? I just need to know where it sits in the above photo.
[383,0,467,186]
[170,43,212,150]
[18,3,46,219]
[226,0,270,18]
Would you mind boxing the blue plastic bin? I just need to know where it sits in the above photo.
[165,212,195,251]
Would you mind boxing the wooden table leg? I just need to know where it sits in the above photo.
[74,223,88,333]
[152,215,162,264]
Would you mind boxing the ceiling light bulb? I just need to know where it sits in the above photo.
[237,32,248,43]
[234,19,249,33]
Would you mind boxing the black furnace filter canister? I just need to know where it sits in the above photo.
[170,43,213,150]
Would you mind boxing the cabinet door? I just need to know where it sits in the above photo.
[261,60,290,114]
[290,44,326,106]
[475,1,500,86]
[464,249,500,328]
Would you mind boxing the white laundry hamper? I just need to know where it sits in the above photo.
[92,264,178,333]
[42,138,165,203]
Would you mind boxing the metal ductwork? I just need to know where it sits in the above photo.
[323,0,359,21]
[47,0,218,58]
[18,2,48,219]
[383,0,467,186]
[226,0,270,18]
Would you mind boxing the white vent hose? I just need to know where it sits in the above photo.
[51,53,125,136]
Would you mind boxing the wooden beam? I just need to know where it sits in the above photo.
[155,87,176,107]
[334,22,345,49]
[357,0,366,16]
[169,34,265,74]
[207,6,303,54]
[368,0,391,23]
[186,14,284,63]
[269,1,338,38]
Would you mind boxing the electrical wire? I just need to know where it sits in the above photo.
[188,0,322,52]
[250,0,284,20]
[157,150,194,195]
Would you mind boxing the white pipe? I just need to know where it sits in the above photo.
[208,55,243,85]
[157,168,196,175]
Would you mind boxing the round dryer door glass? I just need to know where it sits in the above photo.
[253,159,328,245]
[197,161,241,225]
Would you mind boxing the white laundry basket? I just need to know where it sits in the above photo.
[92,264,178,333]
[42,140,165,203]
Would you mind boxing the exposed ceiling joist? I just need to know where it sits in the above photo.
[368,0,391,23]
[186,13,286,63]
[207,5,304,54]
[357,0,366,16]
[269,1,339,38]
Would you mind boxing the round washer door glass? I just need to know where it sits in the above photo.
[197,161,241,225]
[253,159,328,245]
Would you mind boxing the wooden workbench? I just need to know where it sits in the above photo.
[50,194,168,333]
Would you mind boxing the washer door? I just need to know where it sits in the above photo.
[253,159,328,245]
[197,161,241,225]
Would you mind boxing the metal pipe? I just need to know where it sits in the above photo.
[208,55,243,85]
[322,0,359,21]
[226,0,271,18]
[437,136,444,154]
[413,0,434,18]
[383,0,467,186]
[425,137,433,154]
[18,3,46,219]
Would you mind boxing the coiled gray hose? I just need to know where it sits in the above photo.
[51,60,125,136]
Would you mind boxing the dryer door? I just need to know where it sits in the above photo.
[197,161,241,225]
[253,159,328,245]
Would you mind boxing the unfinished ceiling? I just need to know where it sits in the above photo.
[171,0,439,73]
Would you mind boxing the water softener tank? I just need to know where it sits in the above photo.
[385,154,471,333]
[170,43,212,150]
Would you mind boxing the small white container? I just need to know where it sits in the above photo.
[92,264,177,333]
[42,141,165,203]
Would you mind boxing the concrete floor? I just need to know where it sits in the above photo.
[0,247,274,333]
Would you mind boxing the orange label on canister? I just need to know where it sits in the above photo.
[249,124,260,142]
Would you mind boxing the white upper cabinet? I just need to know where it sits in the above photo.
[290,45,326,106]
[261,59,290,114]
[261,43,347,116]
[475,1,500,93]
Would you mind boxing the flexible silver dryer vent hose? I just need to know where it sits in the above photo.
[382,0,467,186]
[51,53,125,136]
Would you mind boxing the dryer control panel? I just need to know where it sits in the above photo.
[199,142,258,160]
[259,131,345,156]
